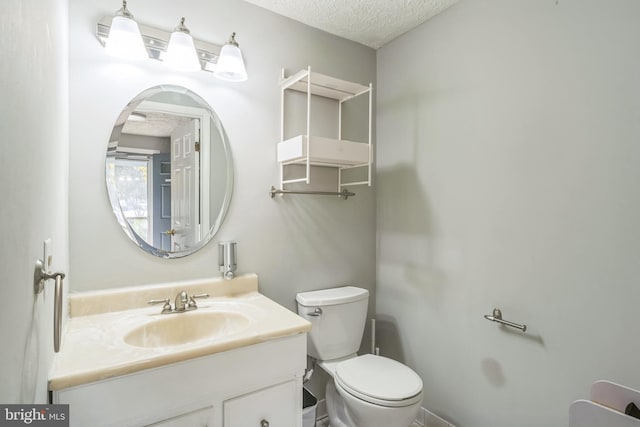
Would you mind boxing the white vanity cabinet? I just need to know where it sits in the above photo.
[51,334,306,427]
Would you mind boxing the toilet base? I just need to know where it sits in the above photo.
[326,381,355,427]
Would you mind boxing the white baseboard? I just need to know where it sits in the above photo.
[414,407,456,427]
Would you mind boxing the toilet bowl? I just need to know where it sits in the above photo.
[296,286,423,427]
[324,354,423,427]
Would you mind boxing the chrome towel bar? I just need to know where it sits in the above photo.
[269,186,355,200]
[484,308,527,332]
[34,259,66,352]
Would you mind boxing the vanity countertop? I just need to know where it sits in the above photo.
[49,274,311,390]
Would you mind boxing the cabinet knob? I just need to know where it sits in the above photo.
[260,420,269,427]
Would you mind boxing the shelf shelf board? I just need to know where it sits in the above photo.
[281,70,370,101]
[277,135,370,168]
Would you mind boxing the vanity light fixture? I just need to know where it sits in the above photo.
[96,4,248,81]
[163,18,202,72]
[214,33,248,82]
[104,0,147,60]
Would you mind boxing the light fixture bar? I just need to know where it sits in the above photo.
[96,16,221,70]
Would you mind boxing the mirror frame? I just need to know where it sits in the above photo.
[105,85,234,258]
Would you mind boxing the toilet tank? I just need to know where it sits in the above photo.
[296,286,369,361]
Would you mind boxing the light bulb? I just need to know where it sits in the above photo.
[214,33,248,82]
[163,18,201,72]
[104,2,147,60]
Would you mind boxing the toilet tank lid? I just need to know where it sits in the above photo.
[296,286,368,306]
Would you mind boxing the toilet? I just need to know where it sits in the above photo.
[297,286,423,427]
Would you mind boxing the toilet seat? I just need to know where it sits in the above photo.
[334,354,423,407]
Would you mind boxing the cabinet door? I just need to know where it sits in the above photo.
[146,406,214,427]
[224,380,299,427]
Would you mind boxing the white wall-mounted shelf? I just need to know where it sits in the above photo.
[277,66,373,191]
[281,69,371,101]
[277,135,369,167]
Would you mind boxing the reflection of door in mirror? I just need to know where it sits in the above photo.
[152,154,171,251]
[106,85,232,258]
[170,119,200,252]
[123,100,211,252]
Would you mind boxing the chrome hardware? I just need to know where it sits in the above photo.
[149,291,208,314]
[303,358,316,383]
[269,186,355,200]
[307,308,323,317]
[191,293,210,299]
[148,298,172,314]
[484,308,527,332]
[174,290,188,312]
[187,293,210,309]
[34,259,66,353]
[260,420,269,427]
[53,274,63,353]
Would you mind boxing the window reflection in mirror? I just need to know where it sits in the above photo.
[108,159,151,241]
[105,85,233,258]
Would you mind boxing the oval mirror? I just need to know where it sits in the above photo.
[105,85,233,258]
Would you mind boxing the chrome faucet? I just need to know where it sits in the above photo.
[148,291,210,314]
[174,290,189,312]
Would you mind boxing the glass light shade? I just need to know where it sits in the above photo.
[164,31,201,72]
[105,16,147,60]
[214,44,248,82]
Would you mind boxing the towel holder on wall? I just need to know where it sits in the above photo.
[484,308,527,332]
[34,259,66,352]
[269,186,355,200]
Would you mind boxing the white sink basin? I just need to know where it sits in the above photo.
[124,311,251,348]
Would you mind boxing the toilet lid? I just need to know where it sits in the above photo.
[335,354,423,407]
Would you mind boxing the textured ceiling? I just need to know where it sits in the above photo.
[123,112,192,137]
[243,0,458,49]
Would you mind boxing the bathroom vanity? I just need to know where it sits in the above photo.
[49,274,311,427]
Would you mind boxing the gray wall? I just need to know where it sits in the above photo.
[0,0,69,403]
[376,1,640,426]
[68,0,376,316]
